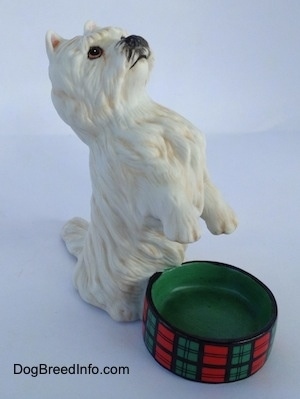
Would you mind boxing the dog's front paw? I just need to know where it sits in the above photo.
[205,205,238,235]
[163,209,201,244]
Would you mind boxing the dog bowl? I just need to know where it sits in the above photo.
[143,261,277,383]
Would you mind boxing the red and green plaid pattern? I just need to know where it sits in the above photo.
[143,298,277,383]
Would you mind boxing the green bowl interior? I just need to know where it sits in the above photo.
[151,262,276,341]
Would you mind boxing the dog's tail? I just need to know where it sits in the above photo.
[61,217,89,258]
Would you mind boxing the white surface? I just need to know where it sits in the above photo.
[1,1,300,397]
[2,132,299,399]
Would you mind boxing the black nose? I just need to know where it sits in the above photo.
[124,35,149,49]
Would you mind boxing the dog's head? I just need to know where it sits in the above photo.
[46,21,153,134]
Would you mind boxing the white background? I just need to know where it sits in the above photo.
[1,1,299,397]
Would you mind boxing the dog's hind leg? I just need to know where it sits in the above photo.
[61,217,89,258]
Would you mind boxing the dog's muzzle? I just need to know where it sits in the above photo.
[118,35,151,69]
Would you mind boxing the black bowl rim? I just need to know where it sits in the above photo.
[146,260,278,345]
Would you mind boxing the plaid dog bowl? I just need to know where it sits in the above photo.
[143,261,277,383]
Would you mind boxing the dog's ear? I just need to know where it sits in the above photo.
[45,31,64,57]
[84,20,99,34]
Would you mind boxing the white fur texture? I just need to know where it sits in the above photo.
[46,22,238,321]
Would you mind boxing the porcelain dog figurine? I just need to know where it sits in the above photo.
[46,21,238,321]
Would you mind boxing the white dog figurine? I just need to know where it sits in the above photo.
[46,22,238,321]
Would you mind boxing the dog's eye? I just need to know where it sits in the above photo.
[88,46,103,60]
